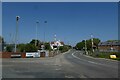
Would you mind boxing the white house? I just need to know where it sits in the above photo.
[50,40,64,50]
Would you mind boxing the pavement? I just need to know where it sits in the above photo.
[1,49,119,78]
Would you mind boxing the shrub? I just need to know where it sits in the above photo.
[59,45,70,53]
[6,45,13,52]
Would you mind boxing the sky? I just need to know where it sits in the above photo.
[2,2,118,46]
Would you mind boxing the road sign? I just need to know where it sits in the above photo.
[26,52,40,58]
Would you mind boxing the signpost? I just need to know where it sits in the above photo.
[26,52,40,58]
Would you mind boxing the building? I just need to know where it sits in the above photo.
[50,40,64,50]
[98,41,120,52]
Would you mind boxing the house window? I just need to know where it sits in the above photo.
[53,46,57,48]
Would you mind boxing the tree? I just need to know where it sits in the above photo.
[6,45,13,52]
[75,38,101,51]
[59,45,70,53]
[44,42,51,50]
[75,40,85,50]
[17,44,26,52]
[30,39,40,46]
[92,38,101,49]
[86,38,100,50]
[25,43,37,52]
[86,39,92,50]
[17,43,38,52]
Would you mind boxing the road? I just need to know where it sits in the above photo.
[2,49,119,78]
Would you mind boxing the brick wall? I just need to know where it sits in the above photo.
[0,52,11,58]
[0,52,26,58]
[21,53,26,58]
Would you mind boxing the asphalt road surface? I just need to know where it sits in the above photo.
[2,49,119,78]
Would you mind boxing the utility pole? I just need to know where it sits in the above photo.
[91,35,94,53]
[15,16,20,52]
[57,40,60,54]
[84,39,88,55]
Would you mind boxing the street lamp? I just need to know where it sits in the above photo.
[43,21,47,50]
[35,21,39,46]
[44,21,47,42]
[15,16,20,52]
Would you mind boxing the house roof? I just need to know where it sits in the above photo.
[51,42,54,44]
[50,41,64,45]
[98,41,120,46]
[60,42,64,45]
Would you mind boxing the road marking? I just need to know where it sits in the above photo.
[77,51,118,62]
[65,75,74,78]
[72,52,86,61]
[63,50,71,55]
[79,75,87,78]
[55,68,61,71]
[72,52,107,66]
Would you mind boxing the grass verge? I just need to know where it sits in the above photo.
[88,51,120,61]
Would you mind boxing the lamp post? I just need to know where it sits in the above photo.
[44,21,47,50]
[35,21,39,46]
[15,16,20,52]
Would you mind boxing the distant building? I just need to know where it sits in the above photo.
[98,41,120,52]
[50,40,64,50]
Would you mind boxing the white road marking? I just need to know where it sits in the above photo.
[72,52,107,66]
[63,50,71,55]
[77,51,118,62]
[79,75,87,78]
[65,75,74,78]
[55,68,61,70]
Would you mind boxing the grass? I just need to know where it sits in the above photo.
[88,51,120,61]
[111,58,120,61]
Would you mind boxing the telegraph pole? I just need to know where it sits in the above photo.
[91,35,94,53]
[15,16,20,52]
[84,39,88,55]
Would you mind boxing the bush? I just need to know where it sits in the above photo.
[25,44,37,52]
[6,45,13,52]
[17,43,37,52]
[44,43,52,50]
[17,44,26,52]
[59,45,70,53]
